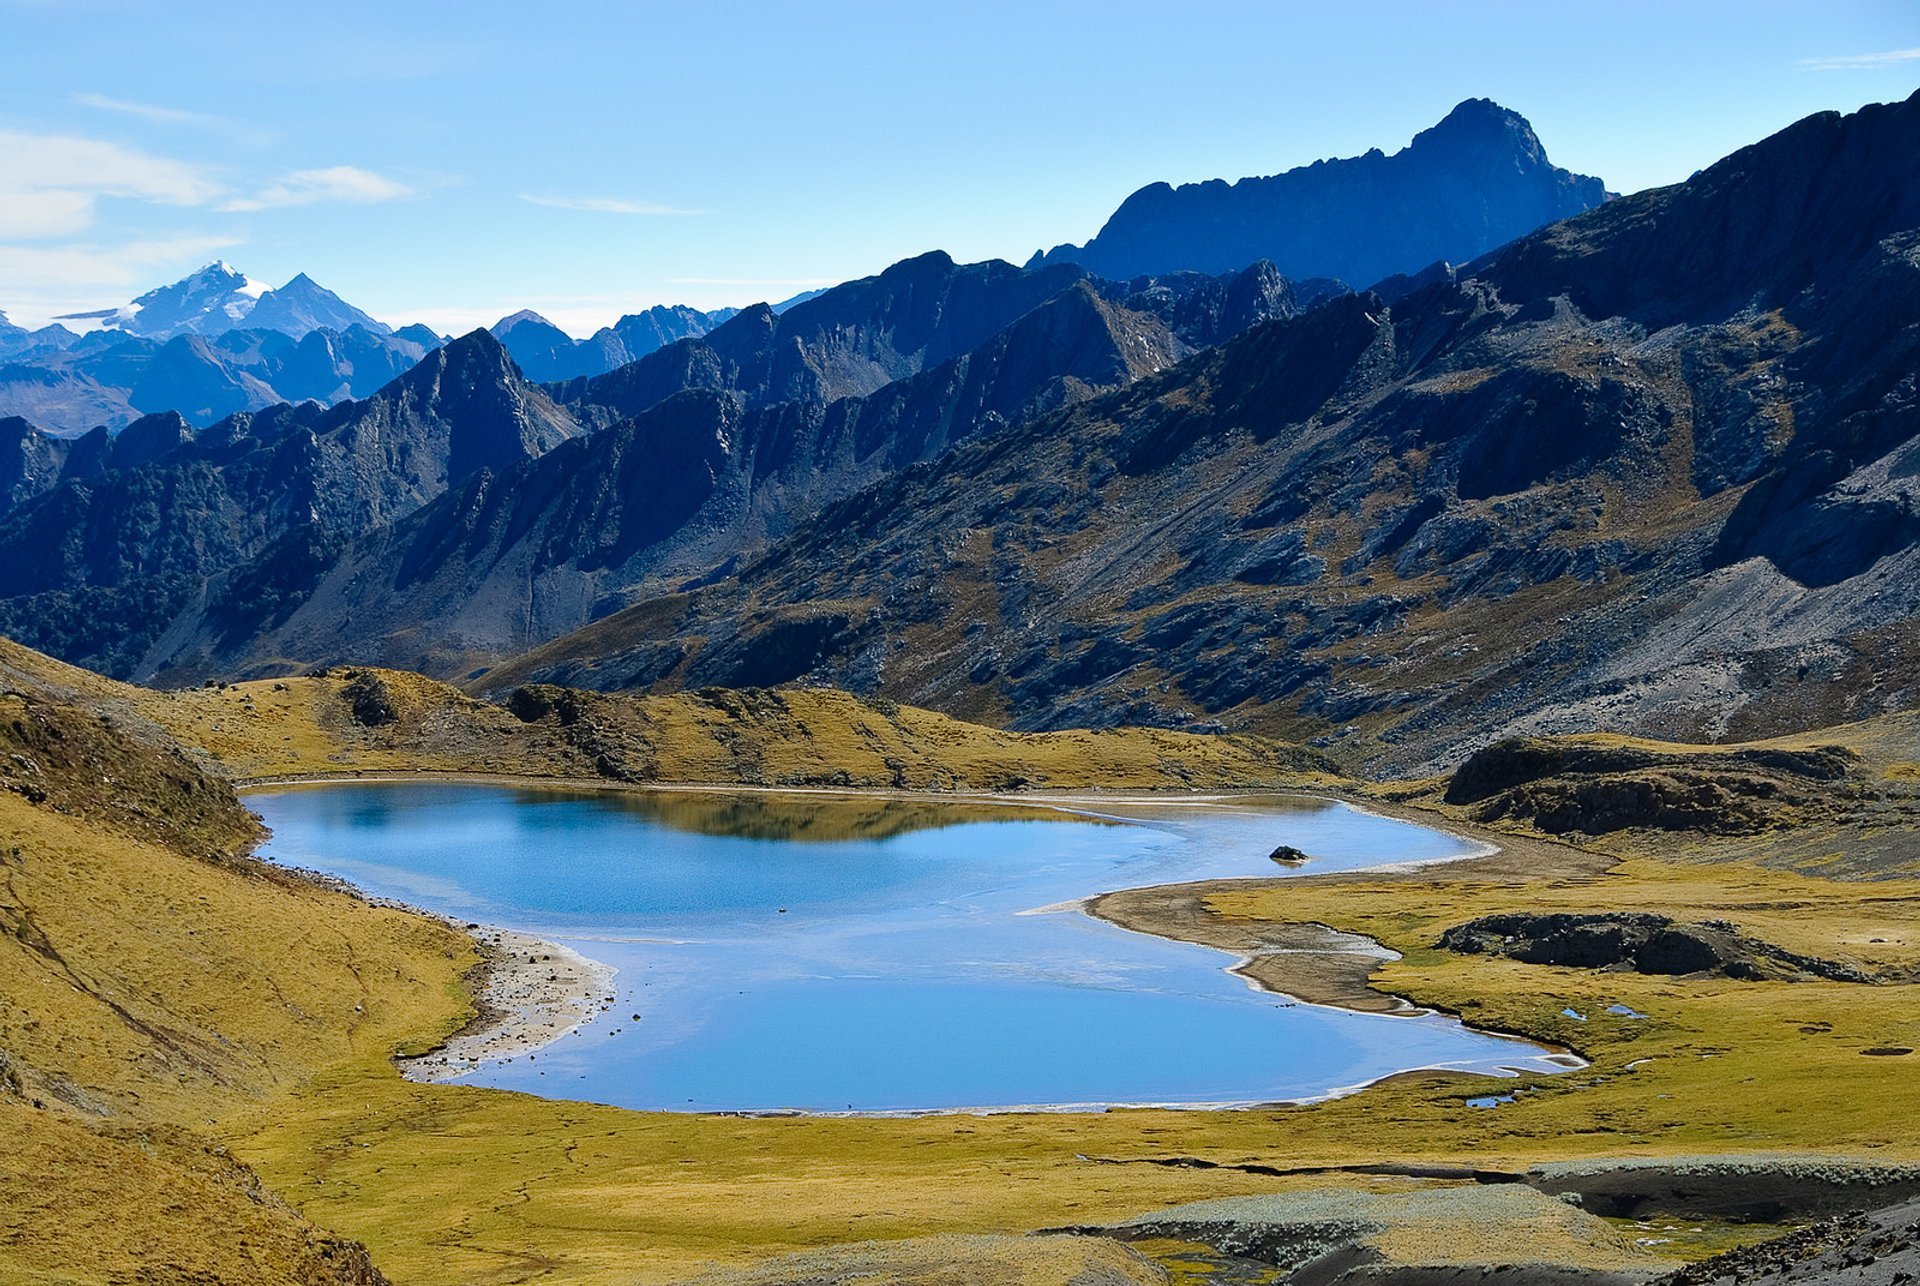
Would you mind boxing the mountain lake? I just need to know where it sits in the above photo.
[249,783,1572,1113]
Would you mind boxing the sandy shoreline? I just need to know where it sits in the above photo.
[398,926,618,1082]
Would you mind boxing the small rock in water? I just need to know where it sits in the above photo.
[1268,845,1311,866]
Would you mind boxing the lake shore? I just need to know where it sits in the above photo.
[397,925,618,1082]
[243,775,1575,1096]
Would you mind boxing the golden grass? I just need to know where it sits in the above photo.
[131,668,1340,793]
[0,782,482,1281]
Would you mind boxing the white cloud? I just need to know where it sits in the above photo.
[222,165,413,212]
[520,193,701,216]
[1798,46,1920,71]
[0,128,222,238]
[72,92,239,130]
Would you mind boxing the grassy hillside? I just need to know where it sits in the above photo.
[0,644,479,1283]
[115,659,1339,792]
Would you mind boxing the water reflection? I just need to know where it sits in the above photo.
[542,787,1083,842]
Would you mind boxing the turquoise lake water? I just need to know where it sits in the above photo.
[249,784,1568,1113]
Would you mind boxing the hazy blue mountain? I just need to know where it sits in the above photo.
[1030,99,1607,287]
[0,323,441,434]
[771,288,827,313]
[0,312,81,361]
[491,304,740,381]
[243,273,391,338]
[55,261,272,339]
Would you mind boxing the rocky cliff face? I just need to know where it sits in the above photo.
[1032,98,1607,287]
[485,91,1920,772]
[0,330,577,677]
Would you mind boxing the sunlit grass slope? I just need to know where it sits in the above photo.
[0,643,479,1283]
[128,661,1341,791]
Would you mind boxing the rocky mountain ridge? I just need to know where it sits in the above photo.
[1032,98,1608,287]
[0,330,578,676]
[47,260,1304,682]
[483,90,1920,772]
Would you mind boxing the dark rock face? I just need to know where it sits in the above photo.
[1437,912,1873,982]
[0,415,71,511]
[0,330,576,677]
[1442,739,1860,835]
[341,669,398,726]
[1032,99,1607,286]
[485,92,1920,774]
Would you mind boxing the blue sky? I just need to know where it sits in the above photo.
[2,0,1916,335]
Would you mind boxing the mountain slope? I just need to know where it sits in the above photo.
[243,272,392,338]
[491,91,1920,772]
[0,331,577,677]
[0,636,451,1284]
[1032,98,1607,286]
[140,270,1291,680]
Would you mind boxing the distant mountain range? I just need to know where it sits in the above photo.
[55,261,389,341]
[6,264,804,433]
[18,94,1920,771]
[490,305,739,382]
[0,251,1301,681]
[1031,98,1609,286]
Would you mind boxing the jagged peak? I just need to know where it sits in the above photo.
[491,309,560,334]
[429,326,516,369]
[1408,97,1546,164]
[271,272,325,293]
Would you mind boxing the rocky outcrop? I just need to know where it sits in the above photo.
[1080,1186,1660,1286]
[1656,1197,1920,1286]
[1032,98,1607,285]
[1442,739,1861,835]
[1436,913,1874,982]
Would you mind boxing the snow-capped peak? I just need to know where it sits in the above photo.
[56,263,388,340]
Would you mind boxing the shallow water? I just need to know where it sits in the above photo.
[251,784,1567,1112]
